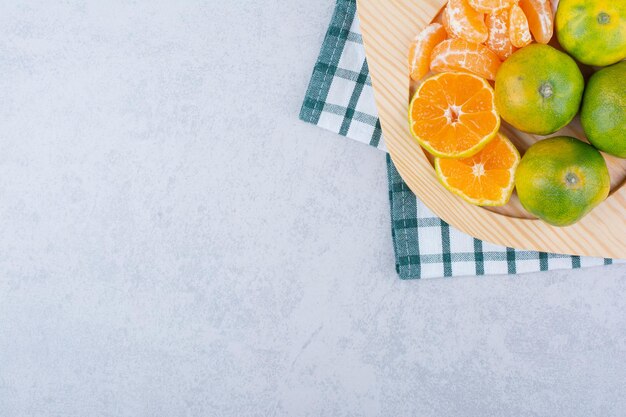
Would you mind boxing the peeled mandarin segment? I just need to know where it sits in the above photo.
[408,23,448,81]
[519,0,553,44]
[444,0,489,44]
[409,72,500,158]
[430,38,502,80]
[434,133,520,206]
[509,4,533,47]
[468,0,517,13]
[441,7,453,37]
[485,8,517,60]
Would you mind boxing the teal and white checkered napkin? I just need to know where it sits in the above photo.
[301,0,617,279]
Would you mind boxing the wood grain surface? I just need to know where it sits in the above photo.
[357,0,625,258]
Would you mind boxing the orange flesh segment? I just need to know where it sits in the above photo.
[409,23,448,81]
[436,133,519,205]
[442,7,452,36]
[443,0,489,44]
[485,8,517,60]
[430,38,502,80]
[509,4,533,47]
[519,0,553,44]
[410,72,500,157]
[468,0,517,13]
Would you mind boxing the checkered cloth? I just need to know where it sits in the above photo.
[300,0,618,279]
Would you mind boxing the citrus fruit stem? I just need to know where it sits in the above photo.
[539,82,553,99]
[565,172,579,187]
[597,12,610,25]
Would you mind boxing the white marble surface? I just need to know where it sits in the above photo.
[0,1,625,416]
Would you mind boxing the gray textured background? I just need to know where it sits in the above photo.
[1,1,625,416]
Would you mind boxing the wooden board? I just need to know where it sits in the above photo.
[357,0,626,259]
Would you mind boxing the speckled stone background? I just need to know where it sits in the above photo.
[0,1,625,416]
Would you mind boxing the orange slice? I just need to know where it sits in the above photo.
[485,8,517,60]
[409,23,448,81]
[509,4,533,47]
[409,72,501,158]
[468,0,517,13]
[519,0,553,44]
[443,0,489,44]
[430,38,502,80]
[435,132,520,206]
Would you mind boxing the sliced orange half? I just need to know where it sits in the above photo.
[409,72,501,158]
[435,132,520,206]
